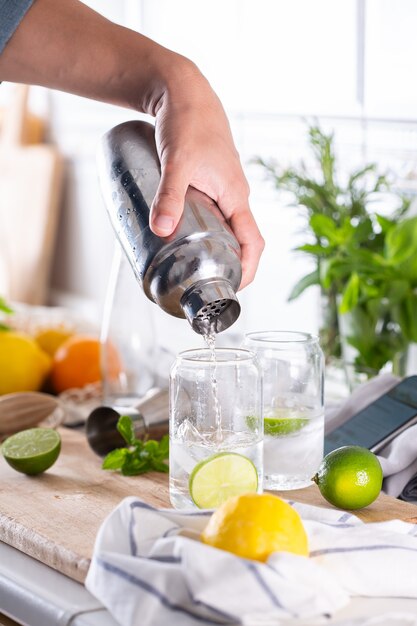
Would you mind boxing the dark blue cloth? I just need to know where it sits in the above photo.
[400,472,417,502]
[0,0,34,55]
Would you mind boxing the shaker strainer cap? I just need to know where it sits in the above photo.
[180,278,241,335]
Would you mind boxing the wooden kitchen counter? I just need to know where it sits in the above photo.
[0,427,416,584]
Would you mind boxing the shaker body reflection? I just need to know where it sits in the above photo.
[101,243,155,406]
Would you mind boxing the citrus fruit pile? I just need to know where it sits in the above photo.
[0,323,118,395]
[201,493,309,561]
[313,445,383,510]
[34,327,73,357]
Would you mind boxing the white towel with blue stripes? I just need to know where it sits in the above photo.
[85,497,417,626]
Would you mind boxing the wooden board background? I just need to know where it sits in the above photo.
[0,427,416,584]
[0,84,63,305]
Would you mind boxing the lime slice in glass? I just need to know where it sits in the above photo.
[189,452,258,509]
[264,416,308,436]
[1,428,61,475]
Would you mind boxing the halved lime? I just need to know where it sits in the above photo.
[1,428,61,475]
[264,416,308,436]
[189,452,258,509]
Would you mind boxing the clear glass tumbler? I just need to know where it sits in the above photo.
[243,331,324,490]
[169,348,263,509]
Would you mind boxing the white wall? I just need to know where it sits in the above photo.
[2,0,417,354]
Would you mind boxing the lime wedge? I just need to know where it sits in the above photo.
[2,428,61,475]
[189,452,258,509]
[264,416,308,436]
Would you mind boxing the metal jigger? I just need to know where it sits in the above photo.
[86,387,169,456]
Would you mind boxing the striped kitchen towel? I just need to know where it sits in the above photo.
[85,497,417,626]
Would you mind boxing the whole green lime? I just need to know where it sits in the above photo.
[312,445,383,510]
[1,428,61,475]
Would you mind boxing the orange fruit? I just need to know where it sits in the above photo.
[50,335,120,394]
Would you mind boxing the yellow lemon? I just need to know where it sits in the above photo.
[34,327,73,357]
[201,493,308,562]
[0,331,51,394]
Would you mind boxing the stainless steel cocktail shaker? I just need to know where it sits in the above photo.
[97,121,242,335]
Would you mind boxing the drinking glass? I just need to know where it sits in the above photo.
[169,348,263,509]
[243,331,324,490]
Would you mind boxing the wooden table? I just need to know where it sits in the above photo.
[0,427,416,583]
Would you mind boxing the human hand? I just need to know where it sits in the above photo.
[149,62,264,290]
[0,0,264,288]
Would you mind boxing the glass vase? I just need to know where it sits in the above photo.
[338,300,409,391]
[100,244,156,407]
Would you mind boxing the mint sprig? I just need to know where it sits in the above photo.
[102,414,169,476]
[0,296,13,331]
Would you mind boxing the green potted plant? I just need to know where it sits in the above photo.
[256,124,413,380]
[332,213,417,380]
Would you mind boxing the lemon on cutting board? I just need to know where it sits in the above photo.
[201,492,309,561]
[0,330,51,394]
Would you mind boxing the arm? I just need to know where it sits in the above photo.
[0,0,264,288]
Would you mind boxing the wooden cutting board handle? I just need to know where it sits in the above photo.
[0,84,30,147]
[0,82,63,304]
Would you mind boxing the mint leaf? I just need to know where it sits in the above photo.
[0,297,13,315]
[144,440,159,455]
[150,459,169,473]
[0,297,12,331]
[121,456,149,476]
[157,435,169,458]
[117,415,136,446]
[288,269,320,301]
[102,415,169,476]
[339,272,360,314]
[102,448,130,470]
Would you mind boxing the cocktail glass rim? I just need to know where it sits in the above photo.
[178,347,256,364]
[245,330,319,346]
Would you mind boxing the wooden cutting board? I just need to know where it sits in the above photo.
[0,426,416,584]
[0,84,63,304]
